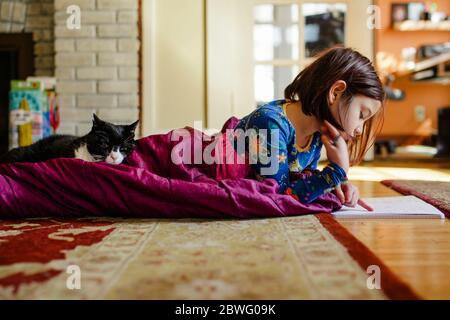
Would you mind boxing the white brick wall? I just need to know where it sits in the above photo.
[98,52,138,66]
[54,0,140,135]
[97,0,137,10]
[78,94,117,108]
[54,0,95,11]
[76,39,116,52]
[97,24,138,38]
[77,67,117,80]
[55,53,96,67]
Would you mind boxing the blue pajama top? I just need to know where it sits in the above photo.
[231,99,348,204]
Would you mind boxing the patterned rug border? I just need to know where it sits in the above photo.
[381,180,450,219]
[315,213,421,300]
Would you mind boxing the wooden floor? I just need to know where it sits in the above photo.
[334,161,450,299]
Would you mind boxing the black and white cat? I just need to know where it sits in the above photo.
[0,114,139,165]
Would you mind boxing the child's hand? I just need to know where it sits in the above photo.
[320,120,349,173]
[334,182,373,211]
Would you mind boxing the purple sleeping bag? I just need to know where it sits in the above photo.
[0,117,341,219]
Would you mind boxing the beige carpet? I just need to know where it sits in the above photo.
[0,215,418,299]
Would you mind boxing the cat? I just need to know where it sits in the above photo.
[0,114,139,165]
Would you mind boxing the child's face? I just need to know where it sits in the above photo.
[331,94,381,140]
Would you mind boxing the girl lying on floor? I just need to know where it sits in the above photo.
[231,47,385,210]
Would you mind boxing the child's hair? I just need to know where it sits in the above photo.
[284,46,385,165]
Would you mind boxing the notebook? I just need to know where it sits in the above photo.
[332,195,445,219]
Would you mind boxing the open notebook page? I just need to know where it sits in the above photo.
[332,195,445,219]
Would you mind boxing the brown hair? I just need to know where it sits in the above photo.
[284,46,385,165]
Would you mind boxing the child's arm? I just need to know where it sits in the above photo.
[284,162,347,203]
[242,111,347,203]
[288,147,348,203]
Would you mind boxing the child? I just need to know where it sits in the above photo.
[231,47,385,210]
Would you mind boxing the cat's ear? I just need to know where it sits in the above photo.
[92,114,104,128]
[127,119,139,135]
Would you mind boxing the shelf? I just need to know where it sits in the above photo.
[394,52,450,77]
[411,77,450,85]
[393,20,450,31]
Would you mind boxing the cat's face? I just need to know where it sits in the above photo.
[86,114,139,165]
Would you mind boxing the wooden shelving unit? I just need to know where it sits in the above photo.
[393,52,450,85]
[393,20,450,31]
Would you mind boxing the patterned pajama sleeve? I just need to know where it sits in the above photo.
[244,110,348,204]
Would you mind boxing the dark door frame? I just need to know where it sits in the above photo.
[0,33,34,78]
[0,32,34,154]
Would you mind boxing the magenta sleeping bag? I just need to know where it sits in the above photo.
[0,117,342,219]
